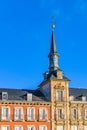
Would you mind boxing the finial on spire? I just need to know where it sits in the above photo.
[51,16,56,30]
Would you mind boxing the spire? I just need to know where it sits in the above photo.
[48,23,59,72]
[50,27,57,54]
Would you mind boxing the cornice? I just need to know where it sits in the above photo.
[0,100,51,105]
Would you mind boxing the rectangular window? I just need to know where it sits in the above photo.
[14,108,23,120]
[56,91,63,101]
[71,126,78,130]
[27,108,35,120]
[56,108,64,120]
[27,126,35,130]
[57,126,64,130]
[71,108,78,119]
[1,126,9,130]
[39,126,47,130]
[14,126,23,130]
[39,108,47,120]
[2,107,10,120]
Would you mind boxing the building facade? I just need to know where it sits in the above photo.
[0,24,87,130]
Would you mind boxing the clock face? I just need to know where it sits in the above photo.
[42,83,50,100]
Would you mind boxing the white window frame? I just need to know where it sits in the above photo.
[39,108,47,120]
[14,107,23,121]
[39,125,47,130]
[27,125,35,130]
[14,125,23,130]
[1,107,10,120]
[1,125,10,130]
[27,107,35,121]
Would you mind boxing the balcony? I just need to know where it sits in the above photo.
[39,115,48,121]
[55,114,65,121]
[1,115,11,121]
[26,115,36,121]
[14,114,24,121]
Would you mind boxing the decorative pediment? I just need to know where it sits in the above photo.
[54,83,64,90]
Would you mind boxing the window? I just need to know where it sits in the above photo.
[56,108,64,120]
[14,108,23,120]
[71,126,78,130]
[39,108,47,120]
[14,126,23,130]
[71,108,78,119]
[56,91,63,101]
[1,107,10,120]
[57,126,64,130]
[39,126,47,130]
[1,126,9,130]
[27,126,35,130]
[27,108,35,120]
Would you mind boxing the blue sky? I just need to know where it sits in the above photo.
[0,0,87,89]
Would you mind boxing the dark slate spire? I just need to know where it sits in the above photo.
[50,29,57,54]
[48,24,59,72]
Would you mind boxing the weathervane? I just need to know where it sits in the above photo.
[51,16,56,30]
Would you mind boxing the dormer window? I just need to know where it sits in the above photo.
[27,93,32,101]
[2,92,8,100]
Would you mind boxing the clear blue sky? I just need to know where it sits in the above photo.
[0,0,87,89]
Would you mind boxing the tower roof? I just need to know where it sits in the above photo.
[50,30,57,54]
[49,24,58,55]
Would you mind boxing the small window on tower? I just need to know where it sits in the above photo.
[56,91,63,101]
[2,92,8,100]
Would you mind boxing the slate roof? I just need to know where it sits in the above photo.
[69,88,87,101]
[0,87,87,102]
[45,69,70,81]
[0,88,48,101]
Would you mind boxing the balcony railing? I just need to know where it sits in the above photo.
[55,114,65,120]
[1,115,10,121]
[0,114,48,122]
